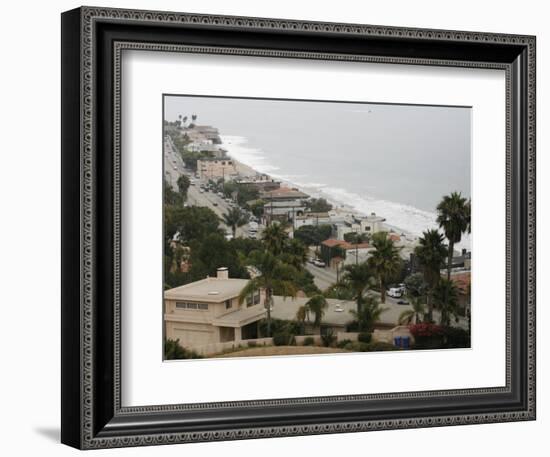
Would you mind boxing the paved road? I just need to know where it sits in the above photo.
[188,184,253,238]
[164,135,261,240]
[164,135,187,189]
[305,263,338,290]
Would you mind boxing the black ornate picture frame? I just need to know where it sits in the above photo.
[61,6,536,449]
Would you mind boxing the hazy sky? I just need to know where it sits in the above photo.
[164,95,471,213]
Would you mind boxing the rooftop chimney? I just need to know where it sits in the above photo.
[216,267,229,280]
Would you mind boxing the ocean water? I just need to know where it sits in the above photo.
[220,134,471,250]
[165,96,471,250]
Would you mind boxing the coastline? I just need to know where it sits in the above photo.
[222,135,471,250]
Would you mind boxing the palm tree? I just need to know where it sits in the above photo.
[436,192,470,279]
[182,115,188,127]
[349,294,387,332]
[339,262,375,313]
[238,250,298,337]
[222,207,248,238]
[305,294,328,334]
[261,223,288,256]
[367,232,402,303]
[398,296,426,325]
[295,305,309,335]
[414,229,447,321]
[466,199,472,234]
[433,278,459,326]
[280,238,308,269]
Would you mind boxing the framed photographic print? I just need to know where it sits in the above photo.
[61,6,536,449]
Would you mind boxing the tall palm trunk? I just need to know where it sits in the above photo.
[265,288,273,337]
[447,240,454,280]
[232,225,237,238]
[426,292,433,322]
[379,279,386,303]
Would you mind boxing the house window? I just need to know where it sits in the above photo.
[176,302,208,310]
[246,291,261,307]
[225,300,232,310]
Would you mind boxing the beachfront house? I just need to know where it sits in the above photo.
[260,187,310,225]
[197,158,237,181]
[334,212,386,240]
[187,142,225,157]
[164,268,266,355]
[359,213,386,233]
[259,186,310,202]
[236,175,281,192]
[263,200,308,225]
[293,212,331,229]
[320,239,372,266]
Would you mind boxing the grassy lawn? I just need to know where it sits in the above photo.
[211,345,350,358]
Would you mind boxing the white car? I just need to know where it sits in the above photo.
[387,287,404,298]
[313,259,326,267]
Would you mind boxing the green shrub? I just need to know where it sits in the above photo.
[442,326,470,348]
[247,341,257,348]
[365,341,398,352]
[345,321,359,332]
[357,332,372,344]
[273,332,295,346]
[303,336,315,346]
[321,329,337,347]
[336,339,353,349]
[164,338,203,359]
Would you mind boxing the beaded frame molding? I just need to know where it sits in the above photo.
[61,6,536,450]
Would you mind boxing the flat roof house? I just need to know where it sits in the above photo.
[164,268,266,355]
[197,158,237,181]
[259,186,310,202]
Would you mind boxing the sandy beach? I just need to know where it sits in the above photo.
[229,154,421,244]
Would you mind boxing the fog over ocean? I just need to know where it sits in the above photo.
[165,96,472,249]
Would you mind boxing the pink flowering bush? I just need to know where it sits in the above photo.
[409,323,444,338]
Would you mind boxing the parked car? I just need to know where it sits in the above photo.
[313,259,326,268]
[397,300,410,305]
[388,287,404,298]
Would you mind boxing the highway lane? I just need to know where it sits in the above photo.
[164,138,259,239]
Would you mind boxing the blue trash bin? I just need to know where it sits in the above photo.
[402,336,410,349]
[394,336,402,348]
